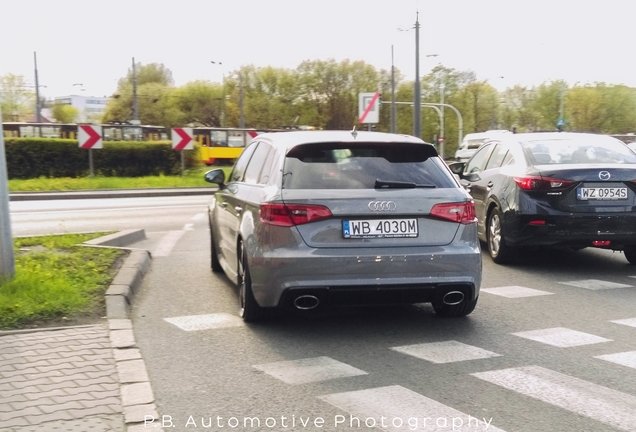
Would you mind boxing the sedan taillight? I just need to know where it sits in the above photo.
[430,202,476,224]
[513,176,574,190]
[260,203,332,227]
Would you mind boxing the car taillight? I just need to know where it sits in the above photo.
[513,176,574,190]
[260,203,332,227]
[430,202,476,224]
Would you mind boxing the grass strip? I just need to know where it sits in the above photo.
[7,166,232,192]
[0,233,124,330]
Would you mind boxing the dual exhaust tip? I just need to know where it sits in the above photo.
[292,290,465,310]
[293,295,320,310]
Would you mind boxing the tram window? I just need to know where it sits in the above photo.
[211,130,228,147]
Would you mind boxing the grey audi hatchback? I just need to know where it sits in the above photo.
[204,130,482,321]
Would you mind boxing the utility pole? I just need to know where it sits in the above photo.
[34,52,41,123]
[239,71,245,128]
[390,45,397,133]
[0,107,16,281]
[440,83,445,159]
[413,12,421,139]
[132,57,139,124]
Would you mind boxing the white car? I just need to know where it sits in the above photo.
[455,130,512,162]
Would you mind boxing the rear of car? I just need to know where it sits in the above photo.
[245,132,481,318]
[512,134,636,252]
[462,132,636,264]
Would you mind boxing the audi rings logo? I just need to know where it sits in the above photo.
[368,201,397,211]
[599,171,611,181]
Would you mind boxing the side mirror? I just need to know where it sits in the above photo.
[447,162,466,177]
[204,169,225,185]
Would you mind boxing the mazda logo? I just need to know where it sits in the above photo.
[599,171,611,181]
[368,201,397,211]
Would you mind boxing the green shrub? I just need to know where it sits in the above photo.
[5,138,200,179]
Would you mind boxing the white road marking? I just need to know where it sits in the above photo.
[191,213,205,220]
[164,313,244,331]
[481,286,553,298]
[183,223,194,231]
[390,341,501,364]
[152,230,186,256]
[319,385,504,431]
[610,317,636,328]
[558,279,632,290]
[595,351,636,370]
[253,356,367,385]
[512,327,612,347]
[472,365,636,431]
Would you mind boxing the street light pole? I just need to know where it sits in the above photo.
[211,61,226,127]
[132,57,139,124]
[34,52,41,123]
[0,106,15,281]
[413,12,421,138]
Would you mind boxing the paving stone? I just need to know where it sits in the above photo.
[7,414,126,432]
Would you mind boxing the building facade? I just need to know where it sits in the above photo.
[54,95,109,123]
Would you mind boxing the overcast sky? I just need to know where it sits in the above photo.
[1,0,635,99]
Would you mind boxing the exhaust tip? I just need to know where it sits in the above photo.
[442,291,465,306]
[294,295,320,310]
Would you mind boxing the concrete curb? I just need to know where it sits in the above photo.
[85,229,147,247]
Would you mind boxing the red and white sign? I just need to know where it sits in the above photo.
[78,125,103,149]
[358,92,380,124]
[171,128,193,150]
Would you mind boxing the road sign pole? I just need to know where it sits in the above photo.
[0,109,16,281]
[89,149,94,178]
[180,151,185,177]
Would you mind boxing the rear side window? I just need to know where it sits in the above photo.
[282,142,456,189]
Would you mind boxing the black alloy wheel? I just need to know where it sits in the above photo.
[237,241,264,322]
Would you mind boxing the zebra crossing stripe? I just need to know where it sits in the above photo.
[472,366,636,431]
[253,356,367,385]
[319,385,505,431]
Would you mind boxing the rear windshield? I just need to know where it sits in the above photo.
[520,136,636,165]
[282,142,456,189]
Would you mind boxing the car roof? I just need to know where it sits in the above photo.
[506,132,617,142]
[254,130,427,151]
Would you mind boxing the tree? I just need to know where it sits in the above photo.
[103,62,180,127]
[51,103,79,123]
[171,80,223,126]
[0,74,35,122]
[117,62,174,89]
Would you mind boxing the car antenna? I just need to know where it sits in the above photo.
[351,126,358,139]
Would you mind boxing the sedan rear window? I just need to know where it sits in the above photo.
[283,142,456,189]
[521,136,636,165]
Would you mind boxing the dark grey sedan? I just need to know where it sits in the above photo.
[205,130,482,321]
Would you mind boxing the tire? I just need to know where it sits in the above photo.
[433,296,478,317]
[210,229,222,273]
[487,208,516,264]
[624,247,636,265]
[238,242,264,322]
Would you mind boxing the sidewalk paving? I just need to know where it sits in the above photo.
[0,321,160,432]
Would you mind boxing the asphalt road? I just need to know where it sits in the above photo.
[10,194,636,432]
[128,205,636,432]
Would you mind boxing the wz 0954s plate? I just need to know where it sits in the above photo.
[576,187,627,200]
[343,219,418,239]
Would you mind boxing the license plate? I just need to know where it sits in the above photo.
[343,219,418,239]
[577,187,628,200]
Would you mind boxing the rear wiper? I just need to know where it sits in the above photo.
[374,179,436,189]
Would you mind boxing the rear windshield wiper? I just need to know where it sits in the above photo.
[374,179,436,189]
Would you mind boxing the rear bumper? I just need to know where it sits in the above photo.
[505,213,636,249]
[248,242,482,308]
